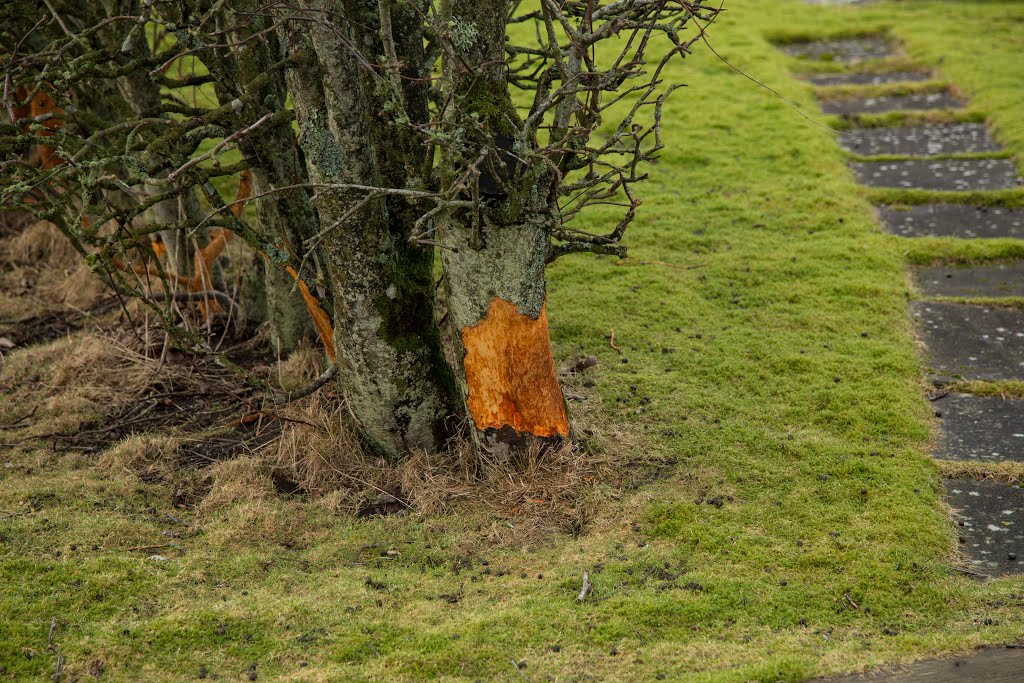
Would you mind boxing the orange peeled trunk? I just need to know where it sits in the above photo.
[461,298,569,438]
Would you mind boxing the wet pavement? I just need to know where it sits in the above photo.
[821,90,963,115]
[946,480,1024,575]
[932,393,1024,463]
[911,302,1024,382]
[878,204,1024,239]
[838,123,1000,156]
[914,262,1024,298]
[850,158,1022,191]
[779,37,892,63]
[804,70,930,87]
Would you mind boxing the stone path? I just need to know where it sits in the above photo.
[781,32,1024,578]
[780,30,1024,680]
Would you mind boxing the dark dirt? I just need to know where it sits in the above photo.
[821,90,963,115]
[838,123,1001,157]
[850,158,1022,191]
[878,204,1024,239]
[914,262,1024,298]
[0,298,119,347]
[945,479,1024,576]
[911,302,1024,382]
[932,393,1024,463]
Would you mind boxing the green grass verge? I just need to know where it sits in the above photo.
[3,1,1024,681]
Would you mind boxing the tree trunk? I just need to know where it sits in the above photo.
[437,0,569,458]
[280,0,460,459]
[227,1,319,352]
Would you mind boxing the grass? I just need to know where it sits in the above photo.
[4,0,1024,680]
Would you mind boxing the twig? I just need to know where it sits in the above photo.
[149,290,241,319]
[124,543,174,552]
[273,363,338,404]
[575,570,592,603]
[51,652,64,683]
[0,406,36,430]
[48,617,57,646]
[609,329,622,354]
[509,657,530,681]
[952,565,990,579]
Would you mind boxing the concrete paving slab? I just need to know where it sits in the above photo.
[805,71,931,87]
[915,262,1024,298]
[946,480,1024,575]
[932,393,1024,462]
[838,123,1001,156]
[812,647,1024,682]
[851,158,1023,191]
[878,204,1024,239]
[821,91,963,115]
[778,37,892,63]
[911,302,1024,380]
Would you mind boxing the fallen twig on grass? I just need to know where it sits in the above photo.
[124,543,174,552]
[0,406,36,430]
[576,570,592,603]
[609,330,622,354]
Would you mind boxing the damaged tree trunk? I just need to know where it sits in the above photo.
[438,0,569,459]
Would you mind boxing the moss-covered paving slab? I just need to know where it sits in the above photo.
[839,123,1001,157]
[946,480,1024,576]
[932,393,1024,462]
[821,91,963,115]
[851,159,1023,191]
[813,647,1024,682]
[778,36,892,63]
[911,302,1024,381]
[804,71,931,87]
[879,204,1024,239]
[914,262,1024,298]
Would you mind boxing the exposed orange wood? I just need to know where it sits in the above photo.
[188,171,253,314]
[12,86,31,128]
[28,87,64,170]
[460,298,569,438]
[284,264,336,360]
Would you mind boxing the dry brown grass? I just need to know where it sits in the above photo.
[260,367,618,543]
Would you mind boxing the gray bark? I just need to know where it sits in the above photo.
[279,0,460,459]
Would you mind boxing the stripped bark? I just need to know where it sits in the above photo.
[438,0,569,458]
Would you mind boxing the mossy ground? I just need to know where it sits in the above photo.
[3,1,1024,681]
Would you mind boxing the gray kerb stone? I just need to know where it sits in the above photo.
[878,204,1024,239]
[914,262,1024,298]
[946,479,1024,576]
[804,71,930,87]
[778,37,892,63]
[933,393,1024,463]
[821,91,962,115]
[850,158,1023,191]
[911,301,1024,381]
[838,123,1001,157]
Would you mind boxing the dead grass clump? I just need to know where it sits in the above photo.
[98,434,182,482]
[274,340,328,391]
[9,220,80,269]
[49,333,158,392]
[264,389,611,541]
[198,456,276,512]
